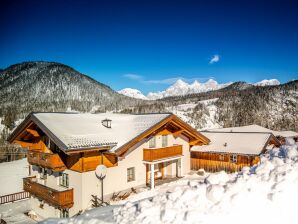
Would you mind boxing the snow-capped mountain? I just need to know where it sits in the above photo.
[254,79,280,86]
[123,79,233,100]
[117,88,148,100]
[146,79,233,100]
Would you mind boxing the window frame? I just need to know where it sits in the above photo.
[148,136,156,148]
[230,154,237,163]
[219,154,225,161]
[162,135,168,148]
[40,168,47,180]
[59,173,69,188]
[127,167,135,182]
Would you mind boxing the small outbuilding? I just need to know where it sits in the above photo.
[191,131,280,173]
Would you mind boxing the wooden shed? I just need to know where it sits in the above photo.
[191,131,280,173]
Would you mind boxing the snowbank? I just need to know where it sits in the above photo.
[0,158,29,195]
[42,140,298,224]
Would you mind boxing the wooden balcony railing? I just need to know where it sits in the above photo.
[23,176,73,209]
[143,145,183,161]
[0,191,30,205]
[27,150,66,171]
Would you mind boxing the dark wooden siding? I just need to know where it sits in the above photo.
[191,151,260,173]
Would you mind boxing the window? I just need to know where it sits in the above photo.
[127,167,135,182]
[60,209,69,218]
[219,154,225,161]
[230,154,237,163]
[40,168,47,180]
[59,173,69,188]
[162,135,168,147]
[149,136,156,148]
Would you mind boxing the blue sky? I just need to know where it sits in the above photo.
[0,0,297,94]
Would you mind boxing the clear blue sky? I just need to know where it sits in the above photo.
[0,0,297,93]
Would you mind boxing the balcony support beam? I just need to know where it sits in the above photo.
[150,163,155,190]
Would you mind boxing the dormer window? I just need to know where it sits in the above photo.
[102,119,112,128]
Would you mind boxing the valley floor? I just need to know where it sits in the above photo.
[40,138,298,224]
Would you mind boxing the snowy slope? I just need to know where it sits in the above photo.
[167,98,222,130]
[117,88,148,100]
[254,79,280,86]
[42,139,298,224]
[0,158,28,195]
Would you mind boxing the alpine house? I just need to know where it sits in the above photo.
[8,112,210,219]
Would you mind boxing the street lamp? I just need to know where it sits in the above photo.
[95,164,107,206]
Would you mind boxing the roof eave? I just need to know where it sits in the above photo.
[7,112,34,143]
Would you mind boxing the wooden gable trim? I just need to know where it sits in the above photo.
[115,114,210,157]
[115,114,173,156]
[170,116,210,144]
[7,114,33,143]
[260,134,281,155]
[9,113,119,154]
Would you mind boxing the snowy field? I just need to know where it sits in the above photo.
[0,158,28,195]
[41,138,298,224]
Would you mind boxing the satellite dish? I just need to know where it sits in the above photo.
[95,165,107,179]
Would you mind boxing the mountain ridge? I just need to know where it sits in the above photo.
[0,61,141,133]
[118,78,281,100]
[0,61,297,144]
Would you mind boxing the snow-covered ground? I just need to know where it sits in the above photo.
[0,158,29,195]
[0,200,34,224]
[41,138,298,224]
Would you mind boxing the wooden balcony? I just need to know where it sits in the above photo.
[27,150,66,171]
[143,145,183,161]
[23,176,73,209]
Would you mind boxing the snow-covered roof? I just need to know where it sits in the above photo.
[32,112,171,151]
[206,124,298,138]
[192,132,275,155]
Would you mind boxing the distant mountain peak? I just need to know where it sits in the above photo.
[173,79,188,86]
[117,88,148,100]
[254,79,280,86]
[154,78,232,99]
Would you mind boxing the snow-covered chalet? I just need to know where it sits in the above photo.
[8,112,210,219]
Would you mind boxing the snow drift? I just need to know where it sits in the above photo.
[42,139,298,224]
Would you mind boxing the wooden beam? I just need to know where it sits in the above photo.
[173,130,183,138]
[189,140,202,146]
[26,128,40,137]
[14,140,33,148]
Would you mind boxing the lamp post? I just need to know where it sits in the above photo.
[95,165,107,205]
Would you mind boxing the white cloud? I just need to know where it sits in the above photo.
[123,74,214,85]
[123,74,143,81]
[209,54,220,64]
